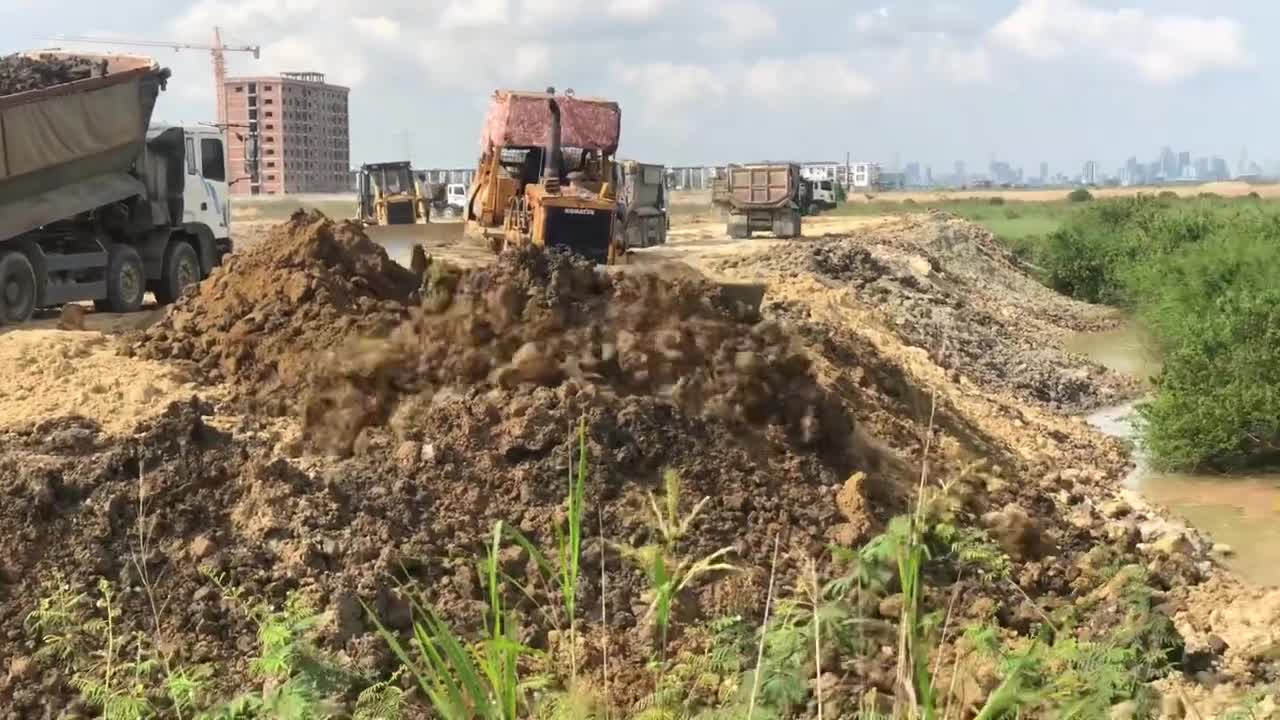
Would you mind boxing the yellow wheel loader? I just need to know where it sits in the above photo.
[356,161,429,226]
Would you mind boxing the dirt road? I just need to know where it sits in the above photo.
[1,209,1275,717]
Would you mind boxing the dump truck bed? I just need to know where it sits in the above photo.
[0,52,166,242]
[727,164,798,210]
[482,90,621,153]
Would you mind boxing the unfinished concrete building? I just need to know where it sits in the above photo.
[221,72,350,195]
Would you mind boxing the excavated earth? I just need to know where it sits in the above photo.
[0,210,1275,716]
[0,53,106,95]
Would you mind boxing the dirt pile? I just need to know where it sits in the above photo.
[303,249,860,460]
[719,212,1136,412]
[2,247,916,713]
[131,211,419,411]
[0,53,107,95]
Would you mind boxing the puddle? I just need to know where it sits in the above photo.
[1065,322,1280,587]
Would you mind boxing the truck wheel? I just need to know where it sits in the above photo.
[95,244,145,313]
[446,205,461,219]
[154,241,201,305]
[0,251,37,324]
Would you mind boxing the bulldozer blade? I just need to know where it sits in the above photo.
[365,222,467,268]
[715,281,766,319]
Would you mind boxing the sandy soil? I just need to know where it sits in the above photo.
[0,328,218,435]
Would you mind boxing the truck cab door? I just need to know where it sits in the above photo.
[183,131,230,240]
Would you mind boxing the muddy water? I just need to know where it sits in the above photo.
[1065,322,1280,587]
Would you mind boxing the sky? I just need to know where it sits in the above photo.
[4,0,1275,174]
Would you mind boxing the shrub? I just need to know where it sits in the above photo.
[988,196,1006,206]
[1157,190,1179,200]
[1067,188,1094,203]
[902,198,916,206]
[1004,208,1023,220]
[1248,191,1262,200]
[1129,218,1280,470]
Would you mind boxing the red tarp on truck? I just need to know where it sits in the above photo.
[482,90,620,154]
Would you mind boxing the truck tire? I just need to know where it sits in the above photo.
[0,251,37,325]
[154,240,201,305]
[95,244,145,313]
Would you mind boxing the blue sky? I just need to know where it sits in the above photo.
[4,0,1274,175]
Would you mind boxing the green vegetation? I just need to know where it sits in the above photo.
[1033,195,1280,470]
[1067,188,1095,203]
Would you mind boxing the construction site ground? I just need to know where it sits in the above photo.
[2,207,1277,717]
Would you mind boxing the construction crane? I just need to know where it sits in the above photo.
[49,28,261,125]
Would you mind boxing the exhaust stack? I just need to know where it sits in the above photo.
[544,92,562,184]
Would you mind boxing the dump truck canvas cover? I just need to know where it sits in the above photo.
[1,53,157,182]
[482,90,621,154]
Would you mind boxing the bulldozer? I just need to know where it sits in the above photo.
[464,87,623,264]
[356,161,430,226]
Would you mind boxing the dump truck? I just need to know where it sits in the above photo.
[723,163,804,239]
[615,160,667,249]
[0,51,234,325]
[356,161,430,226]
[464,87,623,264]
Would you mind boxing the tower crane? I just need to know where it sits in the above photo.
[49,28,261,125]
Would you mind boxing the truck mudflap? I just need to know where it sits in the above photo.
[0,172,144,241]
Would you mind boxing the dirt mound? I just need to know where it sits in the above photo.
[0,53,106,95]
[131,211,419,411]
[302,249,863,461]
[1,249,912,714]
[719,213,1136,412]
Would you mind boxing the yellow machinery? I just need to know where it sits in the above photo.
[465,88,623,264]
[356,161,429,226]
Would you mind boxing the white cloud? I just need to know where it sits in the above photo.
[927,45,992,85]
[744,56,877,102]
[615,61,725,132]
[503,44,551,84]
[351,16,400,41]
[991,0,1251,83]
[701,0,777,48]
[607,0,670,22]
[853,6,890,33]
[440,0,508,30]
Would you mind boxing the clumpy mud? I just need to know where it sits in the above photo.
[2,211,1271,716]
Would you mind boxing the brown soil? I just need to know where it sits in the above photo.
[0,53,106,95]
[130,211,419,413]
[0,210,1271,716]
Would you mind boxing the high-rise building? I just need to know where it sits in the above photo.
[1039,161,1049,183]
[222,72,351,195]
[1194,157,1210,180]
[1158,146,1177,180]
[1177,151,1191,178]
[925,165,933,186]
[1082,160,1098,185]
[1211,157,1230,181]
[954,161,966,185]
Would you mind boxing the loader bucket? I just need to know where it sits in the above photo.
[715,281,766,320]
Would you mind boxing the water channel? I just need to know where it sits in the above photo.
[1063,322,1280,587]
